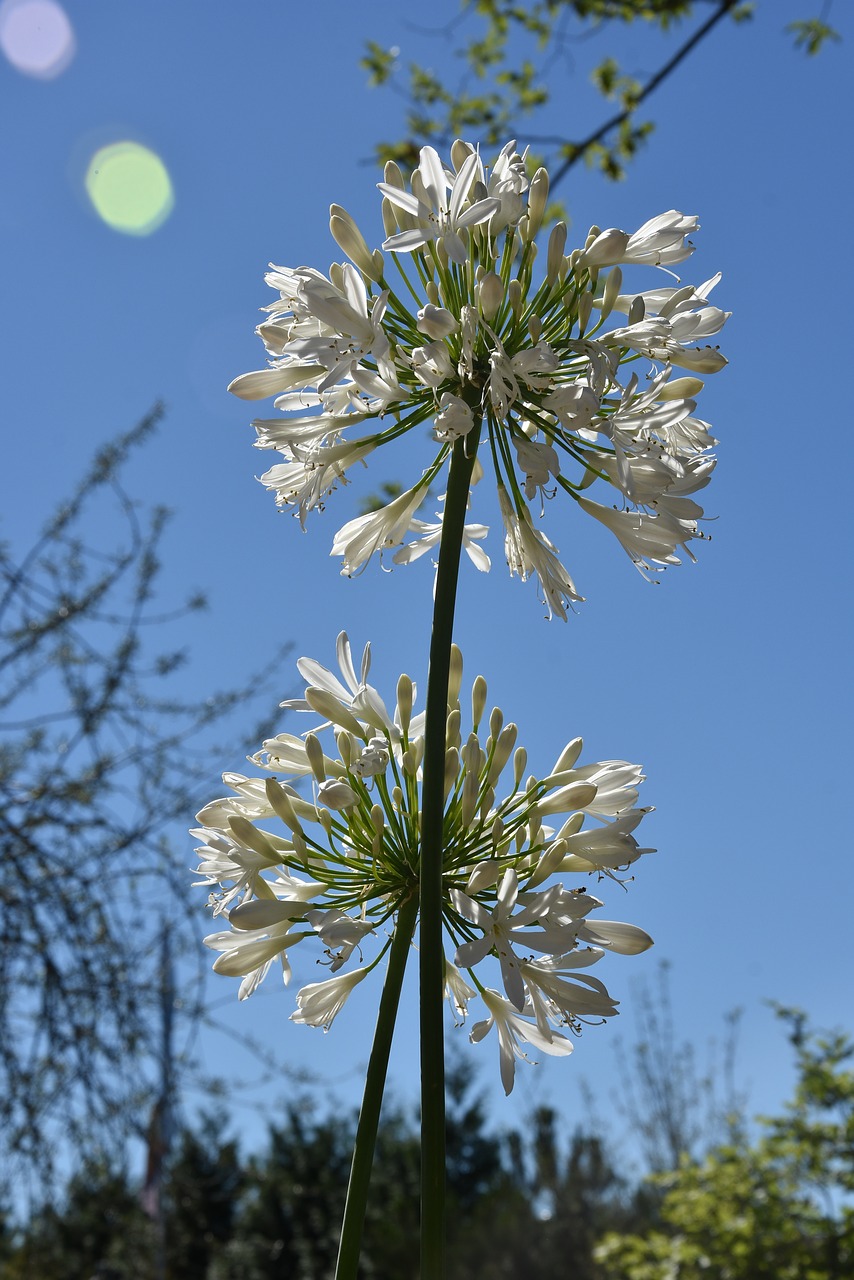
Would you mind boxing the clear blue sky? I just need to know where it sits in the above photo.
[3,0,852,1167]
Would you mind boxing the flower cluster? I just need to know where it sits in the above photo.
[230,140,728,617]
[194,635,654,1092]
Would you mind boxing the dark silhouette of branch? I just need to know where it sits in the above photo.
[550,0,740,189]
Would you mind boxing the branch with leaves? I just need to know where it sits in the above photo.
[362,0,839,191]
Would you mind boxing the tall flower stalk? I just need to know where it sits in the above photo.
[200,138,727,1278]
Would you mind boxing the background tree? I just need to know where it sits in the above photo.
[0,408,283,1187]
[596,1009,854,1280]
[607,962,746,1172]
[362,0,839,190]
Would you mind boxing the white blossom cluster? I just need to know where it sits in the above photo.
[195,635,654,1092]
[230,140,728,617]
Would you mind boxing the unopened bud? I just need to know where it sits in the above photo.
[526,168,549,239]
[304,732,326,783]
[417,304,458,339]
[546,222,567,284]
[448,644,463,708]
[471,675,488,727]
[659,375,705,401]
[578,291,593,334]
[478,272,504,321]
[265,778,304,836]
[583,227,630,267]
[451,138,474,171]
[446,708,461,751]
[330,205,377,278]
[508,279,522,317]
[600,267,623,321]
[396,673,413,735]
[381,197,399,238]
[627,296,645,326]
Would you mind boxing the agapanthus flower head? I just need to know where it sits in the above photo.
[230,140,728,614]
[194,634,654,1088]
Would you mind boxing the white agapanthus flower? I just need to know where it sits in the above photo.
[194,633,654,1089]
[230,140,728,614]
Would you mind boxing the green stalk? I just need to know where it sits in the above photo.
[335,893,419,1280]
[419,431,480,1279]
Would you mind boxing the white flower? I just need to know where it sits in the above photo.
[417,304,459,340]
[379,146,501,263]
[331,484,429,575]
[291,967,368,1030]
[433,392,475,442]
[499,490,583,621]
[582,212,699,267]
[393,512,491,573]
[470,989,574,1095]
[195,638,654,1086]
[229,141,727,606]
[576,495,704,578]
[514,436,561,502]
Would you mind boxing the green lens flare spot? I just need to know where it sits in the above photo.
[85,142,174,237]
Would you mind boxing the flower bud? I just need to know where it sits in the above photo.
[317,779,358,811]
[417,304,459,339]
[578,291,593,334]
[599,266,623,322]
[526,167,549,239]
[448,644,463,708]
[446,707,461,751]
[478,272,504,321]
[383,160,404,188]
[551,736,583,775]
[304,732,326,783]
[329,205,378,278]
[670,346,728,374]
[508,278,522,317]
[396,673,413,735]
[228,815,278,860]
[381,196,399,238]
[444,747,460,801]
[265,778,304,836]
[658,375,704,401]
[628,295,646,325]
[471,675,488,727]
[583,227,630,267]
[451,137,474,171]
[546,222,567,284]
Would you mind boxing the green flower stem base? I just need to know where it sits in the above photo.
[335,893,419,1280]
[419,432,480,1280]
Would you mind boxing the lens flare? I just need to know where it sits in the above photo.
[0,0,75,79]
[85,142,174,237]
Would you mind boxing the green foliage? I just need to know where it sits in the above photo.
[363,1,839,194]
[596,1010,854,1280]
[3,1065,638,1280]
[787,18,842,55]
[8,1008,853,1279]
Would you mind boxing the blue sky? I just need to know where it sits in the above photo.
[3,0,852,1166]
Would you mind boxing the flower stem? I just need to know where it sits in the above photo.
[419,432,480,1280]
[335,893,419,1280]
